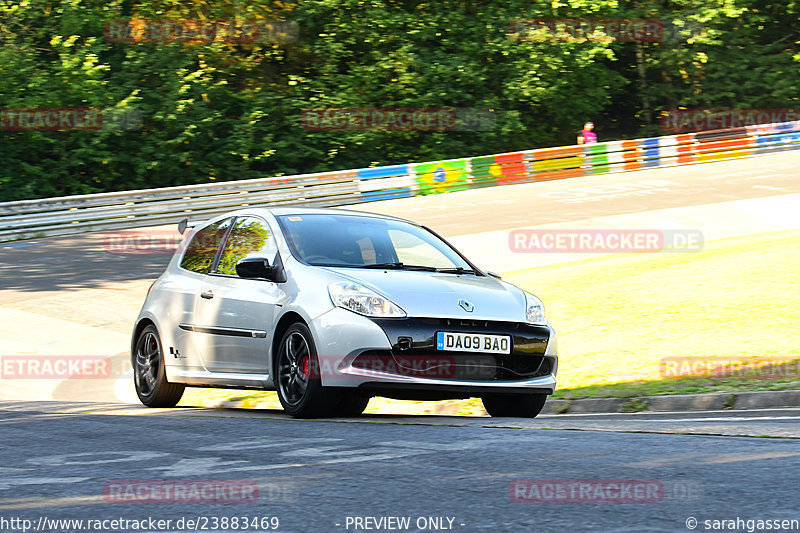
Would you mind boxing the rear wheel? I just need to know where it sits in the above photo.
[275,323,341,418]
[133,324,184,407]
[482,393,548,418]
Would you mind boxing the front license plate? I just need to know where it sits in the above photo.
[436,332,511,354]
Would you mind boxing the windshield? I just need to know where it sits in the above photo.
[276,214,474,272]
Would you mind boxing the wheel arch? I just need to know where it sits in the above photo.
[271,311,309,369]
[131,318,157,359]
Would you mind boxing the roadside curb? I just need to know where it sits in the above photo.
[544,389,800,415]
[213,390,800,417]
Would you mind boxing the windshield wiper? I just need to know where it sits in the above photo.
[357,263,476,274]
[357,262,438,271]
[435,267,477,275]
[358,262,404,269]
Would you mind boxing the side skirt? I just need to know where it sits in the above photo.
[169,369,273,390]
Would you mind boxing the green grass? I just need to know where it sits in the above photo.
[505,230,800,398]
[550,361,800,400]
[180,230,800,410]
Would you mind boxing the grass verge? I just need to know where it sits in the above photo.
[506,230,800,399]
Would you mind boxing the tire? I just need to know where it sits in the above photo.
[133,324,185,407]
[482,393,548,418]
[274,323,342,418]
[334,393,370,417]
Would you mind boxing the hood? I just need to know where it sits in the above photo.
[323,268,527,322]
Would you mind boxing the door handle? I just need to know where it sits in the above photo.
[200,290,214,300]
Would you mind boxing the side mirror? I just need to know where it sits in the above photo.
[177,218,198,235]
[235,257,274,279]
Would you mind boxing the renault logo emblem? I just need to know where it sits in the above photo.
[458,299,474,312]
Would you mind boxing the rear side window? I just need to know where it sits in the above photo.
[215,216,279,276]
[179,218,233,273]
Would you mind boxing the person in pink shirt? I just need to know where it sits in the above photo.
[577,122,597,145]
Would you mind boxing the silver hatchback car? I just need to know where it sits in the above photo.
[132,208,558,418]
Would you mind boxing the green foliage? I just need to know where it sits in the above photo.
[0,0,798,201]
[620,398,650,413]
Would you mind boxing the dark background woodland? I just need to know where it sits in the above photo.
[1,0,798,200]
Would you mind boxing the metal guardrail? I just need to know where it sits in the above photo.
[2,120,800,242]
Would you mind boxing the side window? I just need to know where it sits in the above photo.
[179,218,233,274]
[215,216,279,276]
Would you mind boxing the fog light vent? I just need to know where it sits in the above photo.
[397,337,413,351]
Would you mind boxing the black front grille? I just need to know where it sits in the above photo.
[352,350,553,382]
[370,317,550,356]
[357,317,553,382]
[499,354,551,379]
[414,317,523,330]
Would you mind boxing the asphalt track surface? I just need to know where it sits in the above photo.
[1,402,800,533]
[1,151,800,532]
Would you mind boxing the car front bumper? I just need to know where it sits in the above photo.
[309,308,558,398]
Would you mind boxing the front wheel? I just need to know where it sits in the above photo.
[482,393,548,418]
[275,323,341,418]
[133,324,184,407]
[334,393,370,417]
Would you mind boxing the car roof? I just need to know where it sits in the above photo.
[230,206,411,223]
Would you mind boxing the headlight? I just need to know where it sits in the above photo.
[328,281,406,318]
[524,291,546,325]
